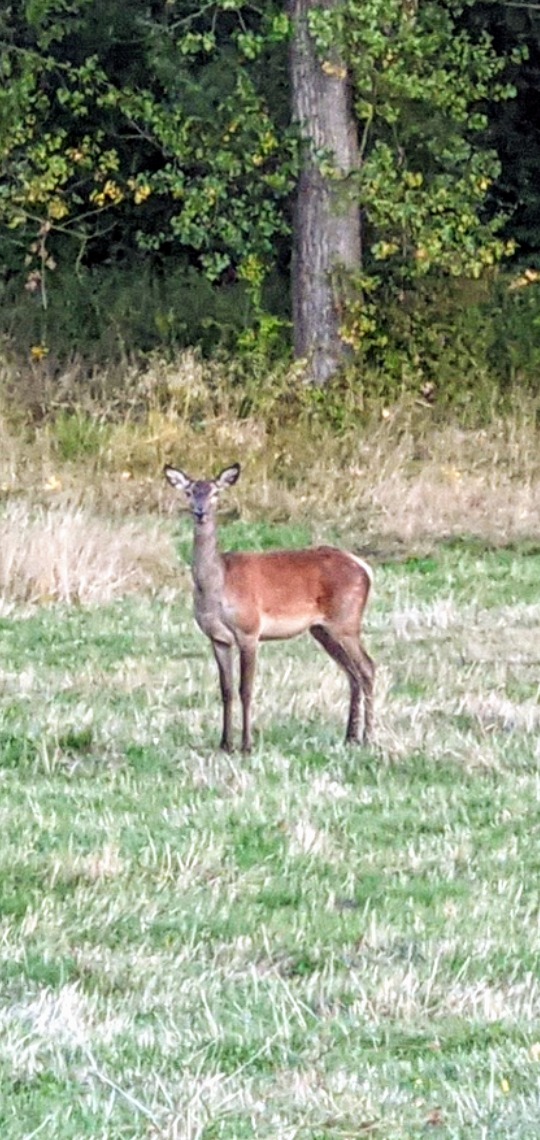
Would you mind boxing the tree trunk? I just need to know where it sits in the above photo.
[288,0,361,384]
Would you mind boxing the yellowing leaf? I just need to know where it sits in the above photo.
[134,185,152,204]
[48,197,69,220]
[321,60,347,80]
[30,344,49,361]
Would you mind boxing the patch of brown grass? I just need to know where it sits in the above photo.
[0,501,175,605]
[359,411,540,547]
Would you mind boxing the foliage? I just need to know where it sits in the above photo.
[280,273,540,423]
[487,271,540,387]
[0,258,256,359]
[0,0,296,343]
[0,0,537,390]
[465,0,540,262]
[305,0,520,353]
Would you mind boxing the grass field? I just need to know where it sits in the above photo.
[0,509,539,1138]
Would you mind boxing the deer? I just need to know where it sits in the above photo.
[164,462,375,753]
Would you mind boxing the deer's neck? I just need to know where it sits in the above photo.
[192,518,225,602]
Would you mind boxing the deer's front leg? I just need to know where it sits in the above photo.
[212,640,234,752]
[238,639,258,754]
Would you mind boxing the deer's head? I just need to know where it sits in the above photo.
[164,463,240,523]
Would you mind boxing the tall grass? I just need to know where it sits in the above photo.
[0,352,538,559]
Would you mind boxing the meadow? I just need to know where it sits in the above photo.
[0,363,539,1138]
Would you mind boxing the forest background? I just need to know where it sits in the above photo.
[1,0,540,421]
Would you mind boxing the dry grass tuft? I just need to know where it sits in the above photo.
[0,501,176,605]
[368,456,540,547]
[294,410,540,548]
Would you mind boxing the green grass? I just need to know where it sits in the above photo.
[0,541,539,1138]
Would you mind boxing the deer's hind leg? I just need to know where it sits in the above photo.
[310,624,375,744]
[237,637,258,754]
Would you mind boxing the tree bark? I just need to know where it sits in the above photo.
[288,0,361,384]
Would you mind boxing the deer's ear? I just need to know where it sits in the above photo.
[215,463,241,489]
[164,466,192,491]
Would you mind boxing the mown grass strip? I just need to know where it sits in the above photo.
[0,545,538,1137]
